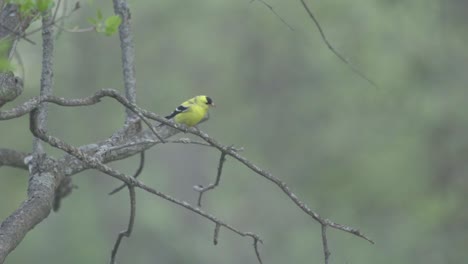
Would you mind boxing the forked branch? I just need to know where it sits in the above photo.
[110,185,136,264]
[29,109,264,264]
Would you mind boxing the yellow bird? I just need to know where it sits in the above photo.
[163,95,215,127]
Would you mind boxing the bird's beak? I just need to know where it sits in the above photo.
[210,103,216,107]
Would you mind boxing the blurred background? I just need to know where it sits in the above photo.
[1,0,468,263]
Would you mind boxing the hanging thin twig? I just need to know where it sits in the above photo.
[299,0,378,88]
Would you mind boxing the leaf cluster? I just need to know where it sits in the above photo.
[7,0,54,15]
[87,9,121,36]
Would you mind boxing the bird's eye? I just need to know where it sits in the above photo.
[206,96,213,105]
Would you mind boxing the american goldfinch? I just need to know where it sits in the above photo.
[162,95,215,127]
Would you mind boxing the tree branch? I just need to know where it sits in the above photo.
[321,224,330,264]
[299,0,377,88]
[195,151,228,207]
[0,11,58,263]
[0,148,28,169]
[112,0,137,120]
[0,88,374,243]
[28,110,264,263]
[0,154,59,263]
[108,151,145,195]
[0,4,36,109]
[110,185,136,264]
[33,12,55,153]
[251,0,294,31]
[179,127,374,243]
[1,87,373,263]
[1,88,373,243]
[0,4,36,49]
[0,89,165,141]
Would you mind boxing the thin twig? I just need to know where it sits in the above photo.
[252,234,263,264]
[52,0,62,22]
[110,185,136,264]
[138,116,375,243]
[180,127,375,244]
[195,151,228,207]
[251,0,294,31]
[7,36,18,60]
[24,1,80,37]
[53,24,94,33]
[299,0,378,88]
[13,48,25,84]
[54,0,68,38]
[108,151,145,195]
[0,24,36,45]
[321,224,330,264]
[213,223,220,245]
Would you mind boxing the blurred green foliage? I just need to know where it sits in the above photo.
[6,0,55,15]
[1,0,468,263]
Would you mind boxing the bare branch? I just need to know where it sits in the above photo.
[1,86,373,243]
[0,89,165,142]
[112,0,137,120]
[299,0,378,88]
[52,0,62,23]
[33,12,55,154]
[24,2,81,37]
[195,151,227,207]
[0,12,60,262]
[110,185,136,264]
[0,154,59,263]
[180,127,375,244]
[4,88,373,242]
[2,87,372,262]
[0,148,28,169]
[252,234,263,264]
[0,23,36,45]
[52,0,69,38]
[106,113,375,253]
[28,111,264,263]
[213,223,220,245]
[321,224,330,264]
[106,138,212,153]
[251,0,294,31]
[108,151,145,195]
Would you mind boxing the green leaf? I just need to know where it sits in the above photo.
[104,15,121,36]
[19,0,35,15]
[37,0,55,13]
[96,8,103,20]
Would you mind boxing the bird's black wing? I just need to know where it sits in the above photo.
[165,105,189,119]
